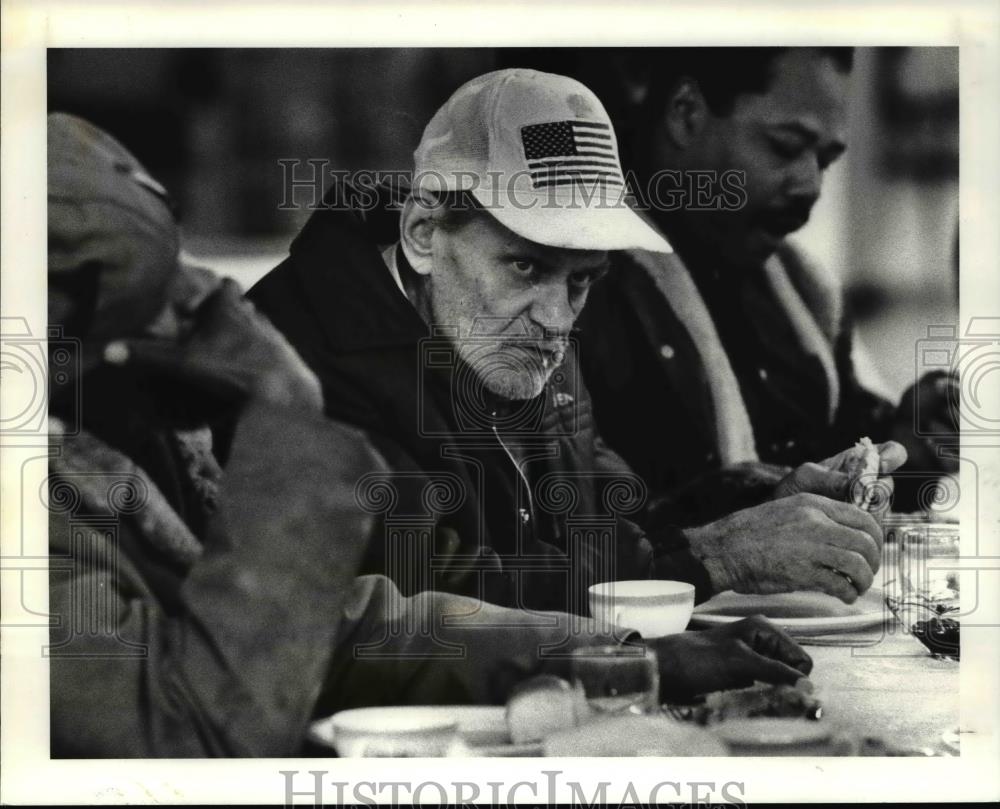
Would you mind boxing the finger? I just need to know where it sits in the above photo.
[805,495,882,550]
[790,462,851,499]
[818,545,875,593]
[818,447,854,473]
[816,518,881,572]
[813,566,861,603]
[737,644,812,686]
[874,440,907,474]
[735,615,814,675]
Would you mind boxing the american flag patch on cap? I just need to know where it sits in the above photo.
[520,120,624,189]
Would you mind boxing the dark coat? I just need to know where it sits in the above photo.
[577,241,896,526]
[49,402,629,757]
[247,205,712,615]
[48,400,382,757]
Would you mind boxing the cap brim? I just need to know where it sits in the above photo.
[469,188,672,254]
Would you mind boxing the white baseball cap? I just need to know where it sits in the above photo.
[412,68,672,254]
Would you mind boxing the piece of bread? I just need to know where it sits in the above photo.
[505,675,589,744]
[845,436,881,510]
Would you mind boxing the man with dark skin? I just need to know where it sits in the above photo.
[505,47,957,522]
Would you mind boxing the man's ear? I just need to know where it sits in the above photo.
[661,78,711,150]
[400,194,437,276]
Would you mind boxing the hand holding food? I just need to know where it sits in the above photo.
[685,493,883,602]
[772,438,906,515]
[820,437,907,517]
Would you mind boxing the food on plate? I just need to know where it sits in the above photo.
[505,674,589,744]
[679,678,821,725]
[844,436,881,510]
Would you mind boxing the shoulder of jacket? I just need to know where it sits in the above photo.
[776,239,844,341]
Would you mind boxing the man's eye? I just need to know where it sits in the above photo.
[769,137,804,160]
[511,259,536,275]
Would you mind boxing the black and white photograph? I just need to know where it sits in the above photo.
[2,1,998,805]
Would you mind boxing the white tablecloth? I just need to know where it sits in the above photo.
[805,624,959,752]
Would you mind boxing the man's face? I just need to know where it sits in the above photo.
[657,49,849,268]
[426,211,609,401]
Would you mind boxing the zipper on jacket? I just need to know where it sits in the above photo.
[491,416,537,532]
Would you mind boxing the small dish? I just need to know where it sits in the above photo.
[713,718,835,756]
[309,706,541,757]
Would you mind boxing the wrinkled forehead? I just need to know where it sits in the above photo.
[732,49,850,133]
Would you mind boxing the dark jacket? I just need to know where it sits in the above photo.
[49,401,629,757]
[48,399,381,757]
[247,203,713,615]
[577,240,896,525]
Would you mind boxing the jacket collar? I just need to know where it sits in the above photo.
[287,202,428,353]
[283,195,571,429]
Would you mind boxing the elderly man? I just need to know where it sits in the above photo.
[249,68,898,618]
[48,112,816,758]
[510,47,952,520]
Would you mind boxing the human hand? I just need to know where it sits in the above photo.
[773,441,906,522]
[103,278,323,413]
[891,371,960,474]
[648,615,812,701]
[685,492,883,603]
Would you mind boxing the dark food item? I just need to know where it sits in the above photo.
[669,679,822,725]
[911,617,960,660]
[886,593,960,660]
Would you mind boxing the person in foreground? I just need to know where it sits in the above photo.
[249,68,904,617]
[47,112,814,758]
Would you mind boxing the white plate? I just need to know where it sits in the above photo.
[309,706,542,757]
[689,588,887,636]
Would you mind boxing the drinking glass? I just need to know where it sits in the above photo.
[569,645,659,716]
[886,522,960,658]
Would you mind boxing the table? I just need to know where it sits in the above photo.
[804,623,959,753]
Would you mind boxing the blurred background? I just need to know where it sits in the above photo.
[48,47,958,399]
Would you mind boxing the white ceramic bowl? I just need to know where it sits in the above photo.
[588,579,696,638]
[329,706,460,757]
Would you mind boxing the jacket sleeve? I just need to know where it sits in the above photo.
[592,433,715,603]
[829,318,897,451]
[49,402,385,758]
[315,574,637,715]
